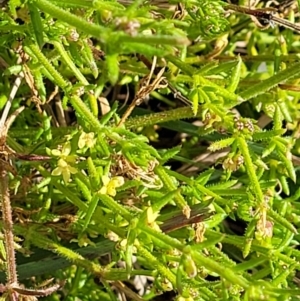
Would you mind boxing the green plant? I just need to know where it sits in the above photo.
[1,0,300,300]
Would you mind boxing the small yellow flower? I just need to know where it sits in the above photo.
[146,207,161,232]
[52,158,77,183]
[71,234,96,247]
[99,175,124,196]
[78,132,96,149]
[51,142,76,163]
[177,297,194,301]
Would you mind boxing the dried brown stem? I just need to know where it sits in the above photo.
[118,57,167,127]
[12,281,65,297]
[225,3,300,33]
[0,161,18,289]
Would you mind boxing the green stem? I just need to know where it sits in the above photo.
[136,244,177,286]
[97,193,132,221]
[206,230,300,267]
[51,40,89,85]
[25,43,69,90]
[16,226,103,276]
[141,226,183,250]
[51,0,94,8]
[191,250,249,289]
[216,54,300,63]
[69,95,103,132]
[239,62,300,102]
[9,127,73,139]
[165,169,226,204]
[37,166,88,211]
[125,107,199,129]
[118,33,190,46]
[33,0,109,43]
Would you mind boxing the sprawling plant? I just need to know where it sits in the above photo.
[0,0,300,300]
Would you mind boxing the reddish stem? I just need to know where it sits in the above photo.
[0,162,18,290]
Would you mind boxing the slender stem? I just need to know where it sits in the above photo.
[0,57,23,130]
[125,107,199,129]
[32,0,109,43]
[216,54,300,63]
[25,43,69,90]
[51,40,89,85]
[136,244,177,286]
[191,250,250,289]
[238,61,300,103]
[225,4,273,20]
[225,4,300,33]
[0,162,18,286]
[272,15,300,32]
[69,95,103,132]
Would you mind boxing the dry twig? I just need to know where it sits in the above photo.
[118,56,168,126]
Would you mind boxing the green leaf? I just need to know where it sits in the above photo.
[276,151,296,182]
[227,56,242,92]
[191,89,199,115]
[93,0,125,12]
[208,138,235,152]
[268,208,298,234]
[28,2,44,48]
[160,146,182,163]
[239,62,300,102]
[82,194,100,231]
[252,129,286,141]
[106,53,119,85]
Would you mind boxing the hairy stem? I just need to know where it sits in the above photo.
[0,162,18,288]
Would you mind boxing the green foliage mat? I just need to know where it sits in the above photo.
[1,0,300,300]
